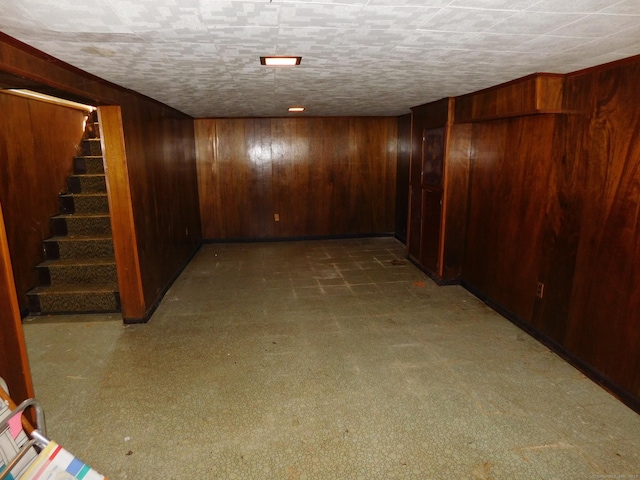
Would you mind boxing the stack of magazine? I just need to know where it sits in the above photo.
[0,393,105,480]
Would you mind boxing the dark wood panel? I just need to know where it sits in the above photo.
[419,189,442,273]
[463,116,557,321]
[271,119,311,237]
[422,128,445,186]
[441,123,471,281]
[0,92,85,311]
[195,117,397,239]
[394,114,411,243]
[407,186,422,260]
[455,73,565,123]
[118,99,201,314]
[562,61,640,393]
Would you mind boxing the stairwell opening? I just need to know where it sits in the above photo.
[9,92,123,316]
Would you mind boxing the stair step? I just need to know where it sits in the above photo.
[81,138,102,156]
[74,156,104,175]
[83,121,100,139]
[27,283,120,315]
[59,193,109,214]
[51,213,112,236]
[44,235,114,260]
[37,258,117,286]
[68,174,106,194]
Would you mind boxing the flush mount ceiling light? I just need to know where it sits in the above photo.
[288,106,305,112]
[260,56,302,66]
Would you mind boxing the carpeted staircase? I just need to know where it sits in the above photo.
[27,112,121,315]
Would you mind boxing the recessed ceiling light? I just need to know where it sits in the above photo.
[260,56,302,66]
[288,107,305,113]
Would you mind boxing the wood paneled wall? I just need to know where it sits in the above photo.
[560,60,640,397]
[196,117,397,239]
[117,98,201,314]
[458,56,640,407]
[394,114,411,243]
[0,92,86,312]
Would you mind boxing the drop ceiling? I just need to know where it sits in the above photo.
[1,0,638,118]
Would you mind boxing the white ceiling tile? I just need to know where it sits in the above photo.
[276,26,346,53]
[525,0,619,13]
[617,23,640,38]
[448,0,539,10]
[199,1,280,26]
[400,29,479,48]
[108,0,205,32]
[420,7,515,32]
[365,0,451,6]
[278,3,362,28]
[463,33,537,51]
[550,13,640,37]
[14,0,131,34]
[600,0,640,14]
[514,34,598,54]
[355,6,441,29]
[487,11,586,35]
[202,26,279,47]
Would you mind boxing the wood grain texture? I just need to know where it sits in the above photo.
[441,123,471,281]
[0,200,34,404]
[455,73,565,123]
[98,106,145,320]
[407,99,464,279]
[463,115,557,321]
[394,114,411,243]
[459,59,640,403]
[561,60,640,395]
[0,92,85,311]
[195,117,397,239]
[117,99,201,317]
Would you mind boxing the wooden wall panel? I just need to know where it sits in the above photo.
[441,123,471,280]
[118,98,201,316]
[455,73,565,123]
[460,57,640,406]
[0,92,85,311]
[272,119,312,237]
[394,114,411,243]
[195,117,397,239]
[463,115,557,322]
[562,61,640,394]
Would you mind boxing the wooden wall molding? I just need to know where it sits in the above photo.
[454,73,569,123]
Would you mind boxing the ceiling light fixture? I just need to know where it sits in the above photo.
[288,107,305,113]
[260,56,302,66]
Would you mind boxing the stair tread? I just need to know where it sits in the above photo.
[69,173,105,177]
[39,258,115,267]
[60,193,107,197]
[47,234,113,241]
[52,213,111,219]
[74,155,103,158]
[28,283,119,294]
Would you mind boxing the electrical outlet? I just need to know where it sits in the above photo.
[274,213,280,222]
[536,282,544,299]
